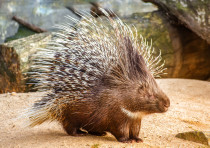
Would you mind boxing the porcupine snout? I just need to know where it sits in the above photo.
[157,91,170,113]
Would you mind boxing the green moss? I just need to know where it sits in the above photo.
[164,0,209,18]
[176,131,209,146]
[5,25,36,42]
[175,2,188,11]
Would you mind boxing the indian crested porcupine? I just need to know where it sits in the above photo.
[28,9,170,143]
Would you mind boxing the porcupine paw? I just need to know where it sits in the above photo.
[118,137,143,143]
[117,137,131,143]
[88,131,106,136]
[75,129,88,136]
[65,127,87,136]
[131,137,143,143]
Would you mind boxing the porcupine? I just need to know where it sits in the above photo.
[28,9,170,143]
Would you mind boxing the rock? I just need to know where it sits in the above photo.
[11,92,17,96]
[3,32,51,73]
[140,0,210,79]
[0,0,80,44]
[99,0,157,17]
[0,33,52,93]
[0,45,22,93]
[0,18,19,44]
[143,0,210,44]
[176,131,210,146]
[123,11,210,79]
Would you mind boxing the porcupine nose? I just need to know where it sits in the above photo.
[164,98,170,111]
[162,95,170,112]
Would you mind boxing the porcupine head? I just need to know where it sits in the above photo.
[28,8,170,143]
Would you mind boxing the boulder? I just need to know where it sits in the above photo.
[0,45,22,93]
[143,0,210,44]
[123,11,210,79]
[176,131,210,146]
[0,33,51,93]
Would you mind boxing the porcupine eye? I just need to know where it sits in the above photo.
[138,85,144,93]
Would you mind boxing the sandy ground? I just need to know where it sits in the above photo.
[0,79,209,148]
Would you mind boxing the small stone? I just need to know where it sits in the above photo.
[176,131,210,145]
[11,92,17,96]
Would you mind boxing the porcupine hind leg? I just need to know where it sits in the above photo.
[129,119,143,143]
[62,119,87,136]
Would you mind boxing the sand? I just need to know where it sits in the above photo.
[0,79,209,148]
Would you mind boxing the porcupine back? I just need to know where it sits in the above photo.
[28,9,166,127]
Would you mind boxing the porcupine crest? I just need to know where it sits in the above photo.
[28,9,166,127]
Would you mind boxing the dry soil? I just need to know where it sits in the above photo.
[0,79,209,148]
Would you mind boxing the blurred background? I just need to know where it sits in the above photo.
[0,0,209,93]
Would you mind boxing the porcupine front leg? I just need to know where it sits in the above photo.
[110,122,131,143]
[129,119,143,142]
[110,119,143,143]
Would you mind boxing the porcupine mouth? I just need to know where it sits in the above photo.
[157,103,169,113]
